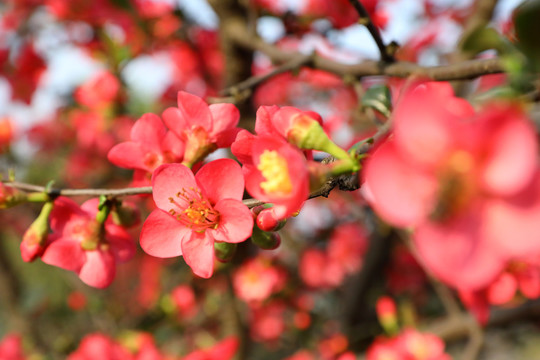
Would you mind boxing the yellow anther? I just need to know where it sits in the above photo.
[257,150,293,195]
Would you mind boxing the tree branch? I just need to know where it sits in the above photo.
[347,0,393,62]
[225,18,505,81]
[208,54,313,104]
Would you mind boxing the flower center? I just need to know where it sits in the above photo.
[68,219,103,251]
[257,150,292,196]
[182,127,217,167]
[143,151,177,171]
[430,150,476,221]
[168,187,220,232]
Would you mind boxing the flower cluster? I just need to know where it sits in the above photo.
[364,82,540,292]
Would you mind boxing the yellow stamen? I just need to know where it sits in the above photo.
[257,150,293,195]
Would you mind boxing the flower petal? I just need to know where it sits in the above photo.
[140,210,188,258]
[363,140,437,227]
[231,130,256,165]
[152,163,197,211]
[209,103,240,139]
[480,105,538,196]
[163,91,212,136]
[212,199,253,243]
[49,197,88,232]
[181,231,215,278]
[162,131,185,159]
[393,82,473,168]
[106,224,135,262]
[413,207,505,290]
[131,113,167,148]
[42,239,86,272]
[195,158,245,204]
[254,105,280,137]
[107,142,146,170]
[78,250,116,288]
[484,174,540,257]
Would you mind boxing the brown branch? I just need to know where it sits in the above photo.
[347,0,393,62]
[460,0,500,46]
[2,116,393,208]
[426,298,540,342]
[225,18,505,81]
[3,182,153,197]
[208,54,313,104]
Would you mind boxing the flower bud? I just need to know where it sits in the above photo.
[251,227,281,250]
[0,184,27,209]
[214,241,237,262]
[20,201,54,262]
[278,109,350,161]
[111,201,141,227]
[376,296,399,335]
[256,209,286,232]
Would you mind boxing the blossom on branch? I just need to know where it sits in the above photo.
[364,82,540,290]
[108,113,184,184]
[140,159,253,278]
[41,197,135,288]
[162,91,241,167]
[232,131,309,219]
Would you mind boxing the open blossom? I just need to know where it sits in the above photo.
[41,197,135,288]
[233,256,287,304]
[459,257,540,324]
[0,334,26,360]
[140,159,253,278]
[74,71,120,109]
[108,113,184,184]
[162,91,241,167]
[364,82,540,290]
[367,328,450,360]
[232,131,309,219]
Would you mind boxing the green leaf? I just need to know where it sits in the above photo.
[362,85,392,118]
[461,26,512,55]
[515,0,540,71]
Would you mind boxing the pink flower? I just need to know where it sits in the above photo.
[74,71,120,109]
[108,113,184,183]
[0,334,26,360]
[367,328,450,360]
[232,131,309,219]
[364,82,540,290]
[233,256,287,304]
[162,91,241,167]
[41,197,135,288]
[459,257,540,324]
[140,159,253,278]
[183,337,239,360]
[68,333,132,360]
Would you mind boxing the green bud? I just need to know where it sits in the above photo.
[214,242,237,262]
[251,227,281,250]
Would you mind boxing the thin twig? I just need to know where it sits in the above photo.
[347,0,393,62]
[2,182,153,197]
[225,18,505,81]
[217,54,313,98]
[2,116,393,207]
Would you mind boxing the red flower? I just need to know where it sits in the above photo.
[41,197,135,288]
[367,328,450,360]
[364,82,540,290]
[233,256,287,304]
[162,91,240,167]
[183,337,239,360]
[0,334,26,360]
[74,71,120,109]
[232,132,309,219]
[68,333,132,360]
[140,159,253,278]
[108,113,184,183]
